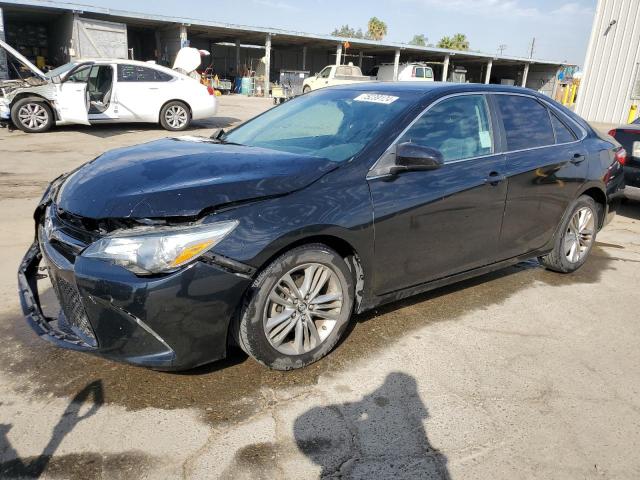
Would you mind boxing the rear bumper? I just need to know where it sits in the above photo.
[18,230,251,370]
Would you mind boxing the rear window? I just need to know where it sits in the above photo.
[495,95,555,150]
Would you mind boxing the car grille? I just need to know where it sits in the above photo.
[53,276,97,347]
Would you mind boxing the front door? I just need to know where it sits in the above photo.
[368,94,508,294]
[55,74,90,125]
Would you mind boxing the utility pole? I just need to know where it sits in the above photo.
[497,44,507,56]
[528,37,536,58]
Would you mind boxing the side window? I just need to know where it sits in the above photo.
[550,112,577,144]
[319,67,331,78]
[424,67,434,79]
[398,95,493,163]
[66,65,91,83]
[414,67,425,78]
[118,64,172,82]
[495,95,555,150]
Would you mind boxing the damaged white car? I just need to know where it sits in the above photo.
[0,40,217,133]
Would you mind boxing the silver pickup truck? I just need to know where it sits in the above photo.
[302,64,372,93]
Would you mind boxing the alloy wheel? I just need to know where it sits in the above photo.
[18,103,49,131]
[165,105,188,129]
[564,206,595,263]
[264,263,344,355]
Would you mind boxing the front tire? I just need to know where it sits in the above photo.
[234,244,355,370]
[160,101,191,131]
[539,195,598,273]
[11,98,53,133]
[302,86,311,94]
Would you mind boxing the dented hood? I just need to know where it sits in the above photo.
[0,38,46,79]
[56,137,338,219]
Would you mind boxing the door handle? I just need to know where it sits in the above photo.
[486,171,506,186]
[571,153,586,165]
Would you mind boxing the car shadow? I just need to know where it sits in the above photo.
[293,372,450,479]
[619,198,640,220]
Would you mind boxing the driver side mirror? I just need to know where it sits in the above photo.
[390,142,444,175]
[51,75,62,84]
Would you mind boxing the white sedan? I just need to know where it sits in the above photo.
[0,40,217,133]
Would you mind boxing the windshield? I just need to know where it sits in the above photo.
[223,89,417,162]
[45,62,78,78]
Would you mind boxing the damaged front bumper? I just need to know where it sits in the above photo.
[18,207,253,370]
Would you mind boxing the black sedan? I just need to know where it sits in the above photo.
[18,83,625,371]
[608,120,640,195]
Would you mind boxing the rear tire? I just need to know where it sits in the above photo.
[160,101,191,131]
[539,195,598,273]
[233,244,354,370]
[11,98,53,133]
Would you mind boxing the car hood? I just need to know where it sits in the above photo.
[0,39,46,79]
[56,137,339,219]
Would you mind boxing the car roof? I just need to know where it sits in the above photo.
[331,81,538,96]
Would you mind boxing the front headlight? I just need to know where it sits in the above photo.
[82,220,238,275]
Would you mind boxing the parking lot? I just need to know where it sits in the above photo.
[1,94,640,479]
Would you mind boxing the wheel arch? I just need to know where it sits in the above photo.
[578,185,607,229]
[10,94,57,120]
[158,98,192,122]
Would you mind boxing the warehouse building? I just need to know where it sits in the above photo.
[576,0,640,124]
[0,0,566,98]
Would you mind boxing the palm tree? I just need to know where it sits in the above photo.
[367,17,387,41]
[437,33,470,51]
[451,33,470,51]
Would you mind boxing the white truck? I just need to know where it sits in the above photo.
[374,63,435,82]
[302,64,372,93]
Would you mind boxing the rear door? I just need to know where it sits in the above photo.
[493,93,587,258]
[115,64,174,122]
[368,93,508,294]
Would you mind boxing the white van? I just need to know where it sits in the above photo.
[374,63,435,82]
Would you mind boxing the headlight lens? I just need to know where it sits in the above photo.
[82,220,238,274]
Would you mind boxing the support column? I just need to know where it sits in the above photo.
[484,59,493,84]
[235,39,241,74]
[335,43,342,65]
[179,24,188,48]
[264,33,271,97]
[521,62,530,87]
[0,7,7,80]
[154,30,162,63]
[302,45,307,71]
[393,48,400,81]
[442,54,450,82]
[358,51,363,69]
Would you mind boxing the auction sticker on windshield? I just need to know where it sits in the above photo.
[354,93,399,104]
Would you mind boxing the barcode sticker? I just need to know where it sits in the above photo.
[354,93,399,104]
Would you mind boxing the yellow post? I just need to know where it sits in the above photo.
[569,84,578,105]
[628,104,638,123]
[562,85,570,105]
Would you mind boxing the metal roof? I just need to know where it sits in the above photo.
[0,0,567,66]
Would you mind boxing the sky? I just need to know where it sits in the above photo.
[95,0,597,65]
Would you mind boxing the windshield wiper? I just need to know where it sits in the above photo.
[209,128,244,146]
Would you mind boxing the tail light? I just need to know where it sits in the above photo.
[615,148,627,165]
[207,86,215,96]
[608,129,617,138]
